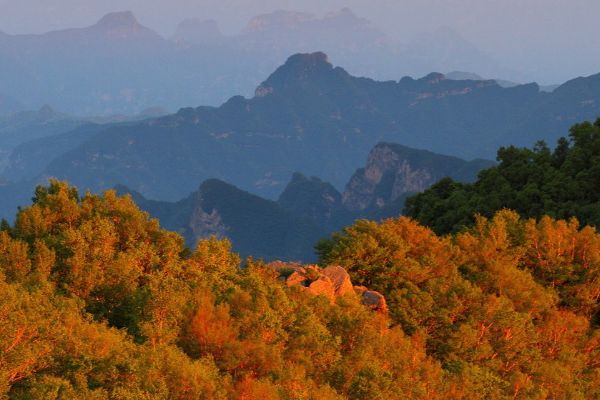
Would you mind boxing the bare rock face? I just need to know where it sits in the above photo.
[285,267,336,301]
[321,265,354,297]
[342,142,467,212]
[286,268,308,286]
[188,194,229,243]
[353,285,368,295]
[306,276,336,299]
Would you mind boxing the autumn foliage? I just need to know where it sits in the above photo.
[1,180,600,398]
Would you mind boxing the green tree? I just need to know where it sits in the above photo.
[405,116,600,234]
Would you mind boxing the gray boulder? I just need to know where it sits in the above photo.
[361,290,387,312]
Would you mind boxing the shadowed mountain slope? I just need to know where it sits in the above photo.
[30,52,600,203]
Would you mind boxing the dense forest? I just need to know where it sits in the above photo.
[405,117,600,235]
[3,118,600,398]
[0,174,600,398]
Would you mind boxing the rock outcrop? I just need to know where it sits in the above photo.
[321,265,354,297]
[342,142,494,212]
[305,276,336,298]
[188,206,229,243]
[188,184,230,242]
[280,264,386,311]
[354,286,388,312]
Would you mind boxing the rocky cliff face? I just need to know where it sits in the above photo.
[183,178,328,262]
[342,142,471,212]
[188,187,230,243]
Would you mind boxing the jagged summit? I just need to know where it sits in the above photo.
[242,10,317,34]
[89,11,162,41]
[254,52,339,97]
[96,11,138,28]
[286,51,331,67]
[419,72,446,83]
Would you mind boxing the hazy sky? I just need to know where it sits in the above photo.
[0,0,598,84]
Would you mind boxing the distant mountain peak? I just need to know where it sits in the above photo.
[255,52,335,97]
[96,11,138,28]
[420,72,446,84]
[288,51,330,67]
[242,10,317,34]
[91,11,161,41]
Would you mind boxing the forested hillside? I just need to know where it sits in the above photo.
[0,179,599,398]
[1,52,600,224]
[405,116,600,234]
[6,52,599,207]
[112,142,491,262]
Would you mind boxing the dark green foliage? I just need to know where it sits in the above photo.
[405,117,600,234]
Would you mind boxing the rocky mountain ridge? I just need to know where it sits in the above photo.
[0,9,529,115]
[0,105,170,178]
[113,141,491,262]
[16,52,510,204]
[0,51,599,223]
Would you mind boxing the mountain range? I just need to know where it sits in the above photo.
[1,50,600,224]
[115,142,493,261]
[0,104,169,178]
[0,9,536,116]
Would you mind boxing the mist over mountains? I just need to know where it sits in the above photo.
[25,52,600,199]
[1,10,600,260]
[0,9,535,116]
[1,50,600,227]
[114,142,494,262]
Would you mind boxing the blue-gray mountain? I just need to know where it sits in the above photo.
[0,105,169,180]
[114,142,493,262]
[1,51,600,227]
[9,51,599,204]
[0,9,527,116]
